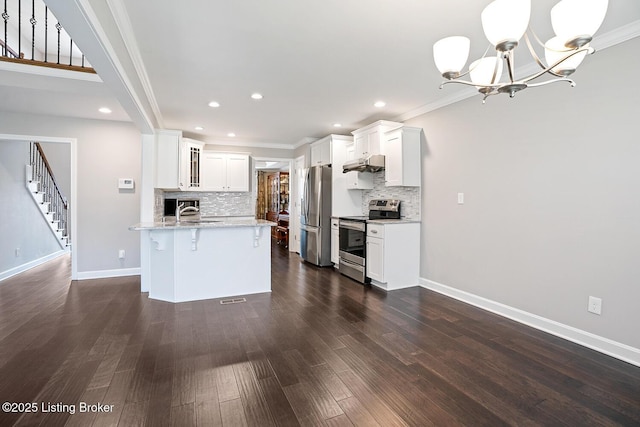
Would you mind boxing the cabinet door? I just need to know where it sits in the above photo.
[354,133,368,158]
[186,142,201,189]
[156,132,181,189]
[201,152,227,191]
[366,237,384,282]
[311,139,331,166]
[225,154,249,191]
[383,129,403,187]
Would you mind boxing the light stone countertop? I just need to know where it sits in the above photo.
[129,219,276,231]
[366,218,421,224]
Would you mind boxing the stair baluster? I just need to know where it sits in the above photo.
[29,141,69,245]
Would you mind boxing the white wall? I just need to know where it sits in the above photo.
[0,140,62,276]
[0,111,142,276]
[407,37,640,354]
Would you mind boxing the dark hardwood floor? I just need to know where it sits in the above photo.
[1,244,639,426]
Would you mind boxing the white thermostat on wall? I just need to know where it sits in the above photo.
[118,178,135,189]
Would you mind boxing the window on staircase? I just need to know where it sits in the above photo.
[1,0,94,73]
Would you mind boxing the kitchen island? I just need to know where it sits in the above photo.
[130,219,276,303]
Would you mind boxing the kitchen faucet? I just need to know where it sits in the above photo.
[175,203,199,222]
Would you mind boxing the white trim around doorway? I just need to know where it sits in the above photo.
[0,133,78,280]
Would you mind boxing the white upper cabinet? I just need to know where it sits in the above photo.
[310,137,332,166]
[351,120,402,158]
[344,143,373,190]
[201,152,250,192]
[382,126,422,187]
[156,131,204,190]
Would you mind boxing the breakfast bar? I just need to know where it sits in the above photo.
[130,219,275,303]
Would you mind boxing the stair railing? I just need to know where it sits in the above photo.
[29,141,68,242]
[1,0,94,73]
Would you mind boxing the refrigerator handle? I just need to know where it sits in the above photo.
[304,168,310,220]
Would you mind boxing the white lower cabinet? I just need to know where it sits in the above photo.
[331,218,340,266]
[365,235,384,281]
[366,222,420,291]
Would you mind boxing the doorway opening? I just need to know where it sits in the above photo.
[253,157,292,250]
[0,134,77,281]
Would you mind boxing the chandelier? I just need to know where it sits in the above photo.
[433,0,608,102]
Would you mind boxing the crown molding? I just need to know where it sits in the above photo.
[106,0,164,128]
[202,139,295,150]
[293,137,320,149]
[397,20,640,122]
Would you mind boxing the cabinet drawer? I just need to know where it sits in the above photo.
[367,223,384,238]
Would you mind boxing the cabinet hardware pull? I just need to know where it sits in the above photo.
[371,230,378,234]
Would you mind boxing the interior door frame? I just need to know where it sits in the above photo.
[252,156,295,251]
[0,133,78,280]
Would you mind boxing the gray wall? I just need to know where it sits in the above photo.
[406,37,640,349]
[0,111,142,274]
[39,142,72,200]
[0,140,62,275]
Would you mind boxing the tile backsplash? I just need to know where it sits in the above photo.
[155,189,255,220]
[361,172,421,220]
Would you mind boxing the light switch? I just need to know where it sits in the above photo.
[457,193,464,204]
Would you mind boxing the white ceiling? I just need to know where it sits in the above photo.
[3,0,640,147]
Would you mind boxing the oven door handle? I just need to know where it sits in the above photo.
[339,221,366,232]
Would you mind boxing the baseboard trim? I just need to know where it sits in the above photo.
[76,267,141,280]
[0,251,68,282]
[419,278,640,368]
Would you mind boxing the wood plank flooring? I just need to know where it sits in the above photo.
[0,245,639,426]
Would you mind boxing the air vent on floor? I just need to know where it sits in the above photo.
[220,297,247,305]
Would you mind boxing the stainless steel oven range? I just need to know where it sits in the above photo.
[338,216,369,283]
[338,199,401,283]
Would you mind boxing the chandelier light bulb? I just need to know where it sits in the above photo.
[481,0,531,51]
[469,57,503,87]
[551,0,608,48]
[433,36,470,79]
[544,36,589,76]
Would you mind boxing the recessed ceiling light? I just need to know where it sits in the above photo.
[195,126,204,131]
[227,132,236,137]
[251,93,263,100]
[208,101,220,108]
[98,107,112,114]
[333,123,342,128]
[374,101,386,108]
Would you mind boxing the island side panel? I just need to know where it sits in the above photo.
[173,226,271,302]
[147,229,178,302]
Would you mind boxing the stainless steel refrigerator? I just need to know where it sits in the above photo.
[300,165,332,266]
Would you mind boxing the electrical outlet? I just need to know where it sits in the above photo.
[118,249,125,259]
[457,192,464,204]
[588,296,602,315]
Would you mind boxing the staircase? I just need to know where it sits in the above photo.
[25,142,70,251]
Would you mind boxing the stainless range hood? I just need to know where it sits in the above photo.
[342,154,385,173]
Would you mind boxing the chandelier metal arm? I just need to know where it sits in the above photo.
[522,46,594,83]
[524,32,566,78]
[526,78,575,89]
[439,79,496,90]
